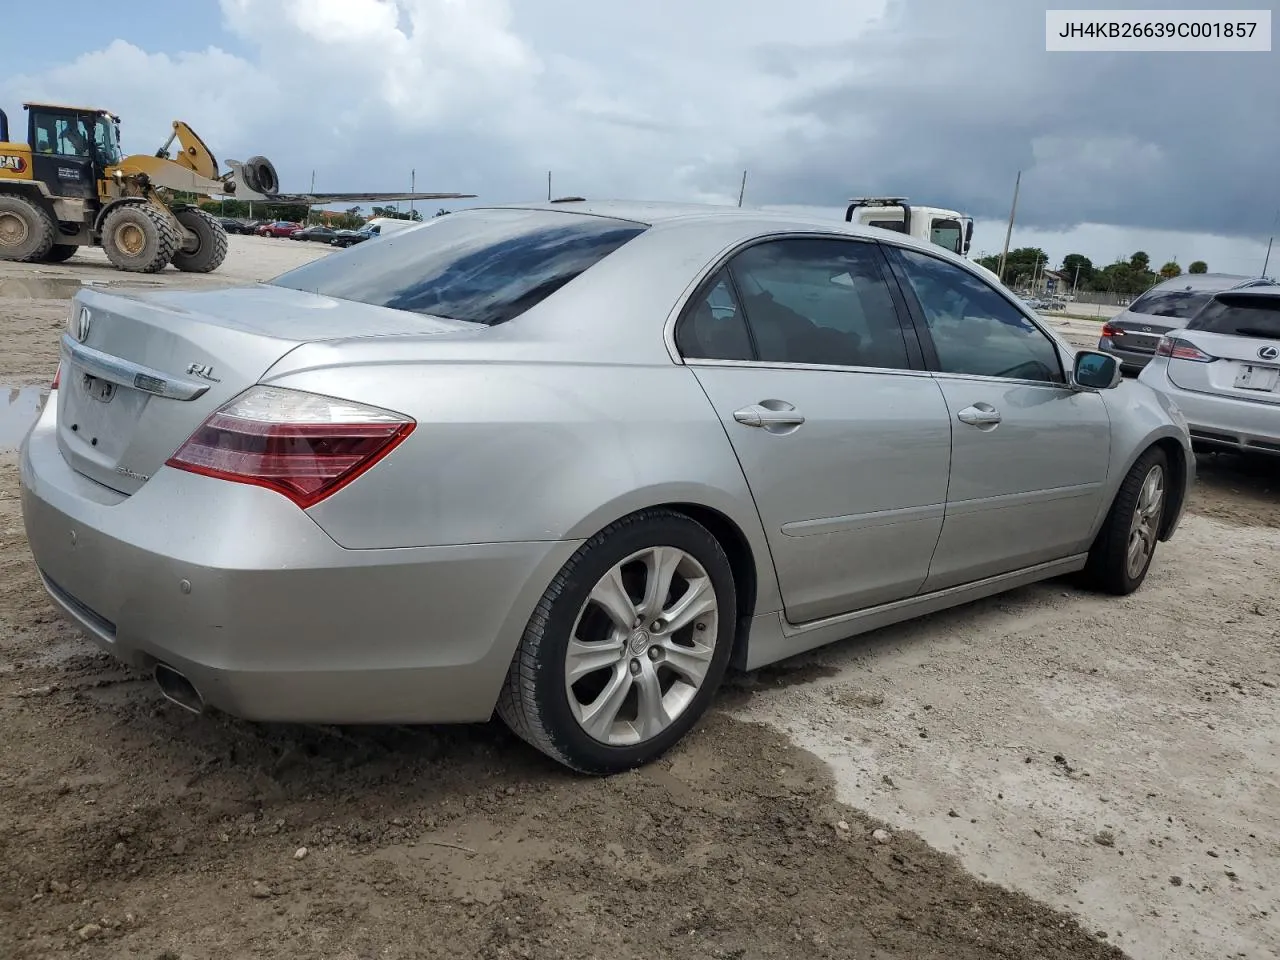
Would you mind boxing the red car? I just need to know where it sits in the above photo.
[256,221,301,238]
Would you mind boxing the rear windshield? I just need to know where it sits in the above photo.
[1128,287,1219,320]
[271,208,646,326]
[1186,294,1280,339]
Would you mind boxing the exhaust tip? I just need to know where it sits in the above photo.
[154,663,204,714]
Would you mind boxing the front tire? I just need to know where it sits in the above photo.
[1082,446,1169,595]
[101,204,179,273]
[497,509,737,775]
[171,208,229,273]
[0,195,55,262]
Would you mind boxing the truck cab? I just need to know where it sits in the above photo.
[845,197,974,256]
[844,196,1010,287]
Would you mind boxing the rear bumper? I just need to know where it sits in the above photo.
[1139,362,1280,456]
[18,397,580,723]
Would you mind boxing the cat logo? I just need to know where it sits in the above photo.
[0,154,28,173]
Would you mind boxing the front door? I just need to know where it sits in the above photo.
[884,244,1112,591]
[27,110,97,200]
[675,236,953,624]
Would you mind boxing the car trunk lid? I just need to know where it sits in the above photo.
[56,284,473,495]
[1108,316,1177,354]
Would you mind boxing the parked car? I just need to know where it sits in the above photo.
[1096,274,1277,373]
[291,225,340,243]
[256,220,302,238]
[1138,285,1280,456]
[331,228,373,248]
[217,217,250,235]
[20,202,1191,775]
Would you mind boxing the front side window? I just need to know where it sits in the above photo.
[929,219,964,255]
[726,238,911,369]
[92,117,122,165]
[893,246,1064,383]
[273,208,646,326]
[33,114,92,158]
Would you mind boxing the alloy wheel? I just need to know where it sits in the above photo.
[566,546,720,746]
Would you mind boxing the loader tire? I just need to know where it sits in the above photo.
[41,244,79,264]
[101,204,179,273]
[0,195,56,263]
[171,208,228,274]
[242,156,279,195]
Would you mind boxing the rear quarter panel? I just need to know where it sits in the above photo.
[269,358,784,616]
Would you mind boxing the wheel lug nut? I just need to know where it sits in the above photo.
[651,619,665,632]
[648,646,661,661]
[629,659,641,675]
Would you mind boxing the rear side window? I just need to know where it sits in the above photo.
[271,208,646,326]
[1186,294,1280,339]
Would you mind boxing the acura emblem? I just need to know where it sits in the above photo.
[74,306,91,342]
[1260,345,1279,361]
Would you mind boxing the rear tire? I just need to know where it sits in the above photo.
[171,208,228,273]
[41,244,78,264]
[497,509,737,775]
[1082,446,1169,595]
[0,195,56,262]
[101,204,179,273]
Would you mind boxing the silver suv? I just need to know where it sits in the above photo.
[1138,285,1280,456]
[1096,274,1277,373]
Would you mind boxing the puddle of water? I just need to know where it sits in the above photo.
[0,277,102,300]
[0,385,48,453]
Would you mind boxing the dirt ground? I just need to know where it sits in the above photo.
[1,239,1277,959]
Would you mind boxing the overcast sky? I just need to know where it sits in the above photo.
[3,0,1276,273]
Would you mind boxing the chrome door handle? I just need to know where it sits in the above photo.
[957,404,1002,426]
[733,403,805,428]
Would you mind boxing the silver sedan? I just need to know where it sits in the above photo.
[19,202,1192,775]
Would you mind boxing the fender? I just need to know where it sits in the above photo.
[92,196,151,235]
[0,179,58,223]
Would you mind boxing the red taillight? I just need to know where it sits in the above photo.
[51,363,61,390]
[1101,323,1120,338]
[1155,336,1214,362]
[165,386,414,508]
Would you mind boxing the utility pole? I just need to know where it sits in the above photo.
[737,170,747,207]
[308,169,315,225]
[410,169,415,219]
[1264,208,1278,278]
[997,170,1021,283]
[547,171,552,202]
[1072,263,1081,297]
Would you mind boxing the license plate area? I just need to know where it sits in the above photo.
[82,373,115,404]
[1234,364,1279,392]
[59,365,151,460]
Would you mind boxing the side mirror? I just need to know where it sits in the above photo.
[1073,350,1122,390]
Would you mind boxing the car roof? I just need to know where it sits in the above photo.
[467,199,959,259]
[1146,272,1273,293]
[1212,284,1280,300]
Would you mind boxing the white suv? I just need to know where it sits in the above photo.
[1139,285,1280,456]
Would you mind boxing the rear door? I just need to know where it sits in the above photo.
[883,244,1112,591]
[677,236,953,624]
[1171,292,1280,406]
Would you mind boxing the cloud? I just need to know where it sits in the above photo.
[3,0,1276,250]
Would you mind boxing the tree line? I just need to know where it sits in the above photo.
[975,249,1209,296]
[165,191,445,229]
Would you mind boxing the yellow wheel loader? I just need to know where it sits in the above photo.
[0,102,473,274]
